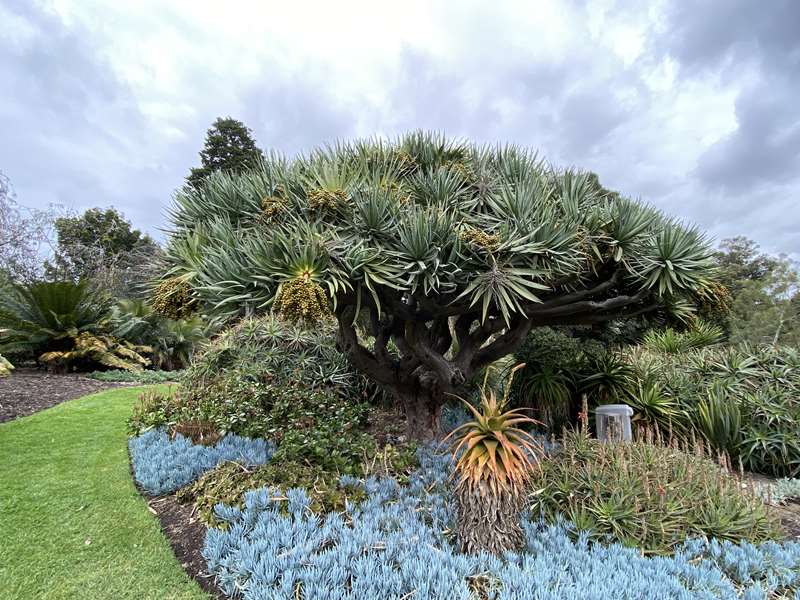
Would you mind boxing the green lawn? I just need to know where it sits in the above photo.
[0,386,208,600]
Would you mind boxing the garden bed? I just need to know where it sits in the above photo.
[0,368,124,422]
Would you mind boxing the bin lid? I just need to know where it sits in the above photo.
[595,404,634,416]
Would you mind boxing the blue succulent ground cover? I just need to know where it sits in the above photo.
[128,420,800,599]
[129,428,274,495]
[203,447,800,600]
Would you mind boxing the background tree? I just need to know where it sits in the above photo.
[45,207,162,298]
[164,132,717,441]
[186,117,265,190]
[728,257,800,346]
[714,236,778,297]
[0,171,56,283]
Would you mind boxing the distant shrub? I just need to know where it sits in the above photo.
[509,327,603,430]
[128,429,274,495]
[530,429,779,554]
[758,478,800,506]
[641,321,724,354]
[87,369,184,384]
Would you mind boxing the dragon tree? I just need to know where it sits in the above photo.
[164,132,717,441]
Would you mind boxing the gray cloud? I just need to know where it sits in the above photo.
[655,0,800,199]
[1,0,798,258]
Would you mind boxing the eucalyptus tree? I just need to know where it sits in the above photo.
[164,132,717,441]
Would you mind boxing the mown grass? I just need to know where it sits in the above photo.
[0,386,207,600]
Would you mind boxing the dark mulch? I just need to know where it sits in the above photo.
[146,495,225,599]
[0,368,124,423]
[776,501,800,539]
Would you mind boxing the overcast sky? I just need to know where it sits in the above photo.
[1,0,798,256]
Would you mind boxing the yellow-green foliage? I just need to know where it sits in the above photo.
[531,428,779,554]
[177,460,367,525]
[273,277,330,324]
[0,353,13,377]
[39,332,150,372]
[151,277,197,320]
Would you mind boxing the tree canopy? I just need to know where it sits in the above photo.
[45,207,161,297]
[187,117,265,189]
[165,132,718,440]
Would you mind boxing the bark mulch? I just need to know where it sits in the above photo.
[0,368,124,423]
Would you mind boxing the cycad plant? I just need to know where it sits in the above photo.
[162,131,718,440]
[0,281,109,358]
[444,364,541,554]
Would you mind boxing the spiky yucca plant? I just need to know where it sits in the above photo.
[445,364,541,554]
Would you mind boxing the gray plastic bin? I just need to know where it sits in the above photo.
[595,404,633,442]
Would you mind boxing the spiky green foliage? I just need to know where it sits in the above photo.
[642,320,724,354]
[444,365,542,554]
[531,428,779,555]
[0,280,109,357]
[110,299,207,370]
[164,132,716,440]
[623,345,800,477]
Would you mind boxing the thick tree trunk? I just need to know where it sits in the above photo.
[402,391,442,442]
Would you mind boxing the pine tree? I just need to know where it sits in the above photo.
[187,117,265,189]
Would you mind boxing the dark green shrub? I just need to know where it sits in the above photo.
[88,369,184,384]
[110,299,208,370]
[530,429,780,554]
[509,327,602,430]
[0,280,110,366]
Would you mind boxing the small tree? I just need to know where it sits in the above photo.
[187,117,265,190]
[165,132,717,441]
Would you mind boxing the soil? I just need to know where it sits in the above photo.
[775,501,800,539]
[145,495,225,599]
[0,368,124,423]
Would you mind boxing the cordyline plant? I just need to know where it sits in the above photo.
[164,132,718,441]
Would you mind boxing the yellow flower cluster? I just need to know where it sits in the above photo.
[274,277,330,324]
[151,277,197,319]
[308,188,348,211]
[459,225,500,251]
[696,281,733,317]
[260,195,286,220]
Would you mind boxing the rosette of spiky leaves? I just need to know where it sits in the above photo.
[0,281,109,357]
[445,365,541,497]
